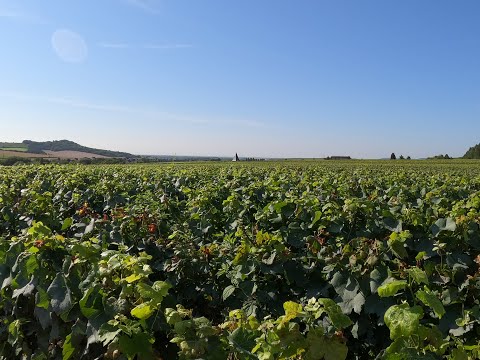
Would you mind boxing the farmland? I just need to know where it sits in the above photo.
[1,160,480,359]
[0,148,28,152]
[0,150,52,159]
[0,143,29,152]
[0,140,136,161]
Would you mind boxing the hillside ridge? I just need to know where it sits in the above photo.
[21,139,135,158]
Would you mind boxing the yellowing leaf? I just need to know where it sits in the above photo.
[284,301,303,320]
[131,302,154,320]
[378,280,407,297]
[125,273,142,283]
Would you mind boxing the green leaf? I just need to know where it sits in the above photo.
[450,349,468,360]
[272,201,288,213]
[407,267,429,285]
[416,289,445,319]
[227,327,257,355]
[119,333,154,360]
[137,283,157,299]
[378,280,408,297]
[131,302,154,320]
[317,298,353,329]
[12,276,37,298]
[310,211,322,228]
[384,218,402,232]
[28,221,52,237]
[340,291,365,315]
[305,329,348,360]
[415,251,427,261]
[152,281,171,295]
[431,218,456,237]
[330,272,365,314]
[370,267,388,293]
[137,281,171,305]
[61,217,73,231]
[165,308,182,325]
[388,239,408,259]
[384,303,423,340]
[98,324,122,346]
[36,287,50,309]
[223,285,236,301]
[25,256,38,275]
[47,273,72,316]
[62,334,75,360]
[79,287,102,318]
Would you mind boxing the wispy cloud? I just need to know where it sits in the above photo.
[0,10,48,24]
[47,96,134,113]
[124,0,160,14]
[97,43,194,50]
[98,42,130,49]
[0,92,132,113]
[0,10,20,18]
[143,44,194,50]
[0,92,265,128]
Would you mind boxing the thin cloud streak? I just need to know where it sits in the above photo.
[98,42,130,49]
[124,0,160,14]
[97,43,194,50]
[143,44,194,49]
[0,92,265,128]
[0,11,21,17]
[0,10,48,24]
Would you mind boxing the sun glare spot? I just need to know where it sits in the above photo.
[51,29,88,63]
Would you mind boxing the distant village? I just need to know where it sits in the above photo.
[233,153,352,161]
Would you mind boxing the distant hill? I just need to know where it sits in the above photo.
[22,140,135,158]
[463,143,480,159]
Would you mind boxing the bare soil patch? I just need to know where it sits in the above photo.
[43,150,110,159]
[0,150,52,158]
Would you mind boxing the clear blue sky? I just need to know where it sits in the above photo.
[1,0,479,158]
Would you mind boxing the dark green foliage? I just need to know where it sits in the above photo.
[464,142,480,159]
[0,157,33,166]
[430,154,452,159]
[1,162,480,359]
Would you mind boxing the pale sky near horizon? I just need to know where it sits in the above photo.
[1,0,479,158]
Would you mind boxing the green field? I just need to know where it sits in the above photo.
[1,161,480,359]
[0,142,27,149]
[0,147,28,152]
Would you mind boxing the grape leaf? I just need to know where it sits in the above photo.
[384,303,423,340]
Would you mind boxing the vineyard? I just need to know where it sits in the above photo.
[2,161,480,359]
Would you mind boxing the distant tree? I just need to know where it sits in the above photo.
[463,143,480,159]
[0,157,31,166]
[399,155,405,160]
[429,154,453,160]
[407,156,411,160]
[390,153,396,160]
